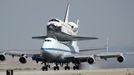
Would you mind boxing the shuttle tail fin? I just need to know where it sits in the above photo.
[71,41,79,53]
[64,3,70,23]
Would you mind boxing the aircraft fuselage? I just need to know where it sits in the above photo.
[40,37,78,63]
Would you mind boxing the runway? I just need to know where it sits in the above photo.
[0,68,134,75]
[1,57,134,75]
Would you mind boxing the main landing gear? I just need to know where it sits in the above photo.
[72,59,80,70]
[73,64,79,70]
[54,63,59,70]
[64,63,79,70]
[41,63,79,71]
[42,63,50,71]
[64,63,70,70]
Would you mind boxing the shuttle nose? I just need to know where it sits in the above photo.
[47,24,55,30]
[47,24,61,32]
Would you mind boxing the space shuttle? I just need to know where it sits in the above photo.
[32,4,98,41]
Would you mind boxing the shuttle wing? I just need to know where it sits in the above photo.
[32,36,98,40]
[32,36,48,40]
[72,36,98,41]
[32,35,98,41]
[32,31,98,41]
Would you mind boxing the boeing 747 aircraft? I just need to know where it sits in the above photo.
[0,4,127,71]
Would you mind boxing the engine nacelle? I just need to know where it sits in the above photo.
[87,57,95,64]
[19,56,27,64]
[117,55,124,63]
[0,54,6,61]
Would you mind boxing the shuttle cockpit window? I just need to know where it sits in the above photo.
[49,19,59,22]
[44,40,51,42]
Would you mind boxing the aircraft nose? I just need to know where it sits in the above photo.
[47,24,56,31]
[47,24,61,32]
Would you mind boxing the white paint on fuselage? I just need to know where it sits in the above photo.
[41,37,77,62]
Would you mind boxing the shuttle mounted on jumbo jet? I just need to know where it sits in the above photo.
[32,4,98,41]
[0,4,130,71]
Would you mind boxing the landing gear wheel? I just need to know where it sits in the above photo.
[54,66,59,70]
[64,66,70,70]
[57,66,59,70]
[73,65,79,70]
[73,66,76,70]
[47,65,50,68]
[42,66,48,71]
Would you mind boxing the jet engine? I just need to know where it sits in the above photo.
[87,56,95,64]
[117,55,124,63]
[0,54,6,61]
[19,55,27,64]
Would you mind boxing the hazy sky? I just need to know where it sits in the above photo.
[0,0,134,68]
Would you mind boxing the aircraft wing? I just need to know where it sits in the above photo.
[4,51,40,57]
[0,49,42,63]
[64,52,124,64]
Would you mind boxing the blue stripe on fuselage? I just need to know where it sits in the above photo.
[63,44,76,53]
[41,48,77,53]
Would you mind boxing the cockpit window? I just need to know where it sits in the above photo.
[45,40,51,42]
[49,19,59,22]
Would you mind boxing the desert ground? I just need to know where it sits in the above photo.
[1,56,134,75]
[0,68,134,75]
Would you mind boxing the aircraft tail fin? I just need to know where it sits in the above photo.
[64,3,70,23]
[71,41,79,53]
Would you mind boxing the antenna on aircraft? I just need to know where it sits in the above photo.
[76,19,79,26]
[106,37,109,52]
[64,3,70,23]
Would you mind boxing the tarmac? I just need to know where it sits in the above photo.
[1,56,134,75]
[0,68,134,75]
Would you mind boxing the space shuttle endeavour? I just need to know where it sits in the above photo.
[32,4,98,41]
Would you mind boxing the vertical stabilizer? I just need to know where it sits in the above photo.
[71,41,79,53]
[64,3,70,23]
